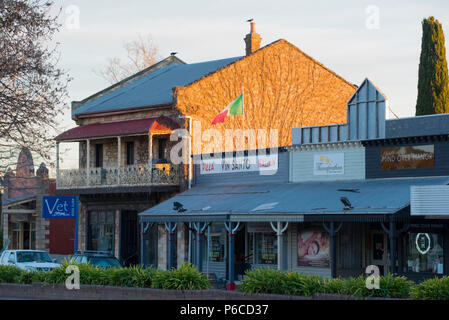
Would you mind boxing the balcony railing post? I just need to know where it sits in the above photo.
[86,139,90,186]
[117,136,121,185]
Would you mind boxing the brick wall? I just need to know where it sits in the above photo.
[0,283,403,300]
[175,39,356,151]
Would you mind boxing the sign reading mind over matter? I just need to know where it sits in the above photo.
[380,145,434,170]
[42,196,78,218]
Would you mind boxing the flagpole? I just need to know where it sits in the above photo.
[242,85,245,150]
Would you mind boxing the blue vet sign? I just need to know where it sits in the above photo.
[42,196,78,218]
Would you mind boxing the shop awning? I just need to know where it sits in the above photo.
[138,176,449,223]
[55,116,180,141]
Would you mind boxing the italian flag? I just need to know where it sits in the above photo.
[211,94,243,125]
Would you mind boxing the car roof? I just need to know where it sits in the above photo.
[74,253,116,257]
[5,250,48,252]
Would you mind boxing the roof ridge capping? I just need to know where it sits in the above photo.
[291,78,388,146]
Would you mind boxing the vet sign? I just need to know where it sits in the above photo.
[42,196,78,218]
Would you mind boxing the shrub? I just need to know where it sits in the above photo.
[152,262,211,290]
[238,268,289,295]
[410,277,449,300]
[0,265,25,283]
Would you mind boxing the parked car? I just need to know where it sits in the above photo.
[70,251,122,268]
[0,250,61,272]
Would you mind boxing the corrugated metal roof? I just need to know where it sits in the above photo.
[55,116,180,141]
[386,113,449,139]
[74,57,242,116]
[139,176,449,221]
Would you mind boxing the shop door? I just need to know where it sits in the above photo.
[120,211,138,266]
[370,232,389,275]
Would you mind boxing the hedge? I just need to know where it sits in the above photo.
[3,263,449,299]
[0,262,210,290]
[239,268,415,299]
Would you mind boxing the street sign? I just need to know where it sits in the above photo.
[42,196,78,218]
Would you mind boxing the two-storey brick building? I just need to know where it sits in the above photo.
[55,22,357,267]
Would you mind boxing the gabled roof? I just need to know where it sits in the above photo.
[72,38,356,119]
[72,55,186,115]
[73,56,242,117]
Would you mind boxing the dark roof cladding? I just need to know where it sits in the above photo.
[55,116,180,141]
[73,56,242,116]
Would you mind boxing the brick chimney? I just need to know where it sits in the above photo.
[244,20,262,56]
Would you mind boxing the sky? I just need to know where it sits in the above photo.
[49,0,449,170]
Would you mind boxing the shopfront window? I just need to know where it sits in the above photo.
[87,211,115,254]
[407,232,444,274]
[143,224,158,267]
[208,223,226,263]
[254,233,277,265]
[11,223,20,249]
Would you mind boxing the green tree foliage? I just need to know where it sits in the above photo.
[416,17,449,115]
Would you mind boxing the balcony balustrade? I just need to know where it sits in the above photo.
[56,163,179,189]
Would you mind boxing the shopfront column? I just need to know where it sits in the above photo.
[381,221,397,275]
[323,221,343,278]
[165,222,178,270]
[270,221,289,270]
[193,222,208,272]
[225,221,240,291]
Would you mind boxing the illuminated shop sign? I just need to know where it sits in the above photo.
[415,233,432,255]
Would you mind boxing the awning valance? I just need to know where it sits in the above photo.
[138,176,449,223]
[55,116,180,141]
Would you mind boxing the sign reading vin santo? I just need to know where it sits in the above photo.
[313,153,344,175]
[200,154,278,175]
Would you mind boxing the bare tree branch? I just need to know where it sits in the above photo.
[93,33,160,84]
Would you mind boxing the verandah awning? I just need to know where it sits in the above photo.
[55,116,180,142]
[138,176,449,223]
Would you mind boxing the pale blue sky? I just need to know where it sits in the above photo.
[51,0,449,168]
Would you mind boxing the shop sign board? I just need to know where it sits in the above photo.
[415,233,433,255]
[297,228,330,268]
[42,196,78,218]
[200,154,278,175]
[381,145,434,170]
[313,153,344,175]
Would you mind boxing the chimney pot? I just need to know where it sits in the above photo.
[244,20,262,56]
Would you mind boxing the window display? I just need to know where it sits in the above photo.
[407,232,443,274]
[208,223,225,262]
[254,233,277,265]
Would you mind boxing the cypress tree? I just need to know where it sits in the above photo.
[415,17,449,115]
